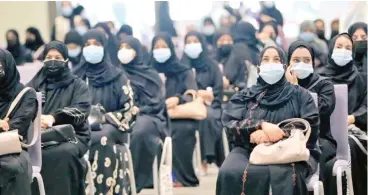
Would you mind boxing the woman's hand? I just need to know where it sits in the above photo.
[261,121,285,142]
[223,76,230,89]
[41,115,55,129]
[348,115,355,125]
[250,130,271,144]
[285,66,298,85]
[0,118,9,131]
[197,90,214,104]
[165,97,179,109]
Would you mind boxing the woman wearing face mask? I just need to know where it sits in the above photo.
[94,22,120,66]
[118,36,169,192]
[6,29,33,66]
[181,31,224,173]
[151,32,199,187]
[348,22,367,74]
[319,33,367,195]
[214,30,246,90]
[51,1,76,41]
[217,46,320,195]
[202,17,216,46]
[259,1,283,28]
[64,30,83,68]
[286,40,338,195]
[0,49,38,195]
[258,21,278,48]
[24,27,45,52]
[73,29,137,194]
[27,41,91,195]
[314,19,329,45]
[74,18,91,36]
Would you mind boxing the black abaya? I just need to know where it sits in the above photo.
[348,22,367,74]
[6,29,33,66]
[319,33,367,195]
[27,41,91,195]
[152,32,199,186]
[74,29,137,195]
[120,36,169,192]
[0,49,38,195]
[217,47,320,195]
[182,31,224,166]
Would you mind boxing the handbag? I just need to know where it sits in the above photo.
[41,124,78,148]
[348,124,367,155]
[167,89,207,120]
[88,104,105,131]
[249,118,311,165]
[0,87,39,156]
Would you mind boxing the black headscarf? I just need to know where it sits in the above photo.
[118,25,133,36]
[231,21,261,65]
[0,49,24,101]
[202,17,216,45]
[94,22,120,66]
[260,21,279,37]
[73,29,122,87]
[314,19,328,44]
[320,33,358,85]
[28,41,75,90]
[6,29,22,59]
[287,40,320,88]
[330,19,340,39]
[64,30,83,65]
[259,2,284,27]
[83,19,91,29]
[238,46,294,106]
[151,32,190,76]
[25,27,45,51]
[158,2,177,37]
[213,29,232,61]
[181,31,214,70]
[73,5,85,16]
[348,22,367,69]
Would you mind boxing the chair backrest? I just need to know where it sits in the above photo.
[28,92,42,168]
[17,62,43,84]
[330,85,349,160]
[310,92,318,107]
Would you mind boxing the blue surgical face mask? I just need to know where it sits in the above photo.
[184,43,203,59]
[299,32,315,42]
[259,63,285,85]
[68,47,81,58]
[153,48,171,63]
[76,26,88,36]
[83,45,104,64]
[291,62,313,79]
[331,49,353,66]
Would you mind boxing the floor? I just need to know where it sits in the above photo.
[139,165,218,195]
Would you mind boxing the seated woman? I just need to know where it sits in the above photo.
[27,41,91,195]
[118,36,169,192]
[0,49,37,195]
[286,40,337,194]
[348,22,367,74]
[151,32,199,187]
[6,29,33,65]
[319,33,367,195]
[217,46,320,195]
[73,29,136,195]
[181,31,224,172]
[64,30,84,68]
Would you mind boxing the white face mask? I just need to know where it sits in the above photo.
[291,62,314,79]
[68,47,81,58]
[61,7,73,17]
[202,25,215,36]
[259,63,285,85]
[153,48,171,63]
[83,45,104,64]
[331,49,353,66]
[76,26,88,36]
[263,1,275,8]
[118,48,135,64]
[184,43,203,59]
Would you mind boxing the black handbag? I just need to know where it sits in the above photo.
[41,124,78,148]
[88,104,105,131]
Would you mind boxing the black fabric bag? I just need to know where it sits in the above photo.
[41,124,78,148]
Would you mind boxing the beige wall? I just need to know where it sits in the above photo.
[0,1,55,47]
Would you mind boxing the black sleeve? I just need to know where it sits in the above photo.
[318,80,336,117]
[353,91,367,130]
[8,91,38,138]
[232,44,248,88]
[211,64,224,109]
[299,88,320,161]
[105,79,137,132]
[52,80,91,127]
[177,70,198,104]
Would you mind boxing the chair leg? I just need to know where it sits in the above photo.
[222,128,229,157]
[346,169,354,195]
[313,182,320,195]
[319,181,325,195]
[126,147,137,195]
[336,167,343,195]
[195,131,202,176]
[33,173,46,195]
[153,156,159,195]
[84,156,94,195]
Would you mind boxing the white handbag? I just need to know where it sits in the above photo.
[249,118,311,165]
[159,137,173,195]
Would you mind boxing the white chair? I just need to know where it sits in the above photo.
[84,151,95,195]
[222,128,230,157]
[193,130,203,177]
[329,85,354,195]
[29,92,45,195]
[125,134,137,195]
[153,137,173,195]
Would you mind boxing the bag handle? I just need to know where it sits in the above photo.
[183,89,198,100]
[277,118,311,142]
[5,87,39,148]
[307,76,326,91]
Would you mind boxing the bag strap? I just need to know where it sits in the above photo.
[348,134,368,155]
[5,87,32,119]
[277,118,311,141]
[184,89,198,100]
[307,76,326,91]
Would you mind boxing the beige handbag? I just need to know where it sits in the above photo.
[249,118,311,165]
[0,87,38,156]
[167,89,207,120]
